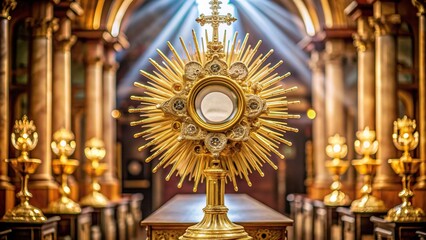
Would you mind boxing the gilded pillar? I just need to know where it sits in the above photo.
[324,39,346,138]
[100,44,120,201]
[310,50,330,199]
[371,0,401,207]
[0,0,16,217]
[28,0,59,208]
[84,39,104,140]
[413,0,426,190]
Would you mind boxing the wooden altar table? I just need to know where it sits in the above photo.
[141,194,293,240]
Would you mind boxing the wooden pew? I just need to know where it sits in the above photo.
[337,207,386,240]
[0,216,60,240]
[417,230,426,240]
[302,198,315,240]
[371,216,426,240]
[286,194,305,240]
[115,199,129,240]
[128,193,143,240]
[90,203,117,240]
[45,207,93,240]
[313,200,327,240]
[0,229,12,240]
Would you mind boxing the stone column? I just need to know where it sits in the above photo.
[324,39,346,137]
[74,30,105,198]
[412,0,426,211]
[0,0,16,217]
[52,0,82,202]
[352,7,375,130]
[84,39,104,140]
[100,44,120,201]
[346,2,375,198]
[371,0,401,208]
[52,1,82,132]
[413,0,426,189]
[28,0,59,209]
[309,50,330,199]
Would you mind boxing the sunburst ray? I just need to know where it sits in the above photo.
[131,17,299,191]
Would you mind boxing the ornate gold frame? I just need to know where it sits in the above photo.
[187,76,246,132]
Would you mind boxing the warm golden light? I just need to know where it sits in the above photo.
[130,1,299,238]
[111,0,133,37]
[293,0,316,36]
[307,108,316,119]
[320,0,333,28]
[324,134,350,206]
[93,0,105,30]
[111,109,121,119]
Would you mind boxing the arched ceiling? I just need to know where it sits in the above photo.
[75,0,145,36]
[75,0,354,37]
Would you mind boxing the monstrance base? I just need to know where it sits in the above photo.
[350,194,387,213]
[44,196,81,214]
[385,203,426,222]
[2,202,47,223]
[80,191,108,208]
[324,190,351,206]
[179,205,252,240]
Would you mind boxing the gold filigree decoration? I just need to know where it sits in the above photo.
[130,0,299,191]
[245,229,284,240]
[153,230,186,240]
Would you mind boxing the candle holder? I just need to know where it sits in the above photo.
[45,128,81,214]
[1,116,47,222]
[386,116,425,222]
[80,138,109,207]
[324,134,351,206]
[351,127,387,212]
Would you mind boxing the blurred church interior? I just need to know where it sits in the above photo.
[0,0,426,239]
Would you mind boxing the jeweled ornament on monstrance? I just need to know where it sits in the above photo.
[130,1,299,238]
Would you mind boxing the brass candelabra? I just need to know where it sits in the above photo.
[80,138,109,207]
[351,127,386,212]
[2,116,47,222]
[386,116,425,222]
[324,134,351,206]
[45,128,81,214]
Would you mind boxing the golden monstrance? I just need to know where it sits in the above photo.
[130,1,299,238]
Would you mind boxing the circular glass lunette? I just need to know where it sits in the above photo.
[187,76,245,132]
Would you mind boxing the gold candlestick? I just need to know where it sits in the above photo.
[324,134,351,206]
[2,116,47,222]
[45,128,81,213]
[386,116,425,222]
[351,127,386,212]
[80,138,109,207]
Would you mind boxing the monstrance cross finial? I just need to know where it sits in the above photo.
[196,0,236,43]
